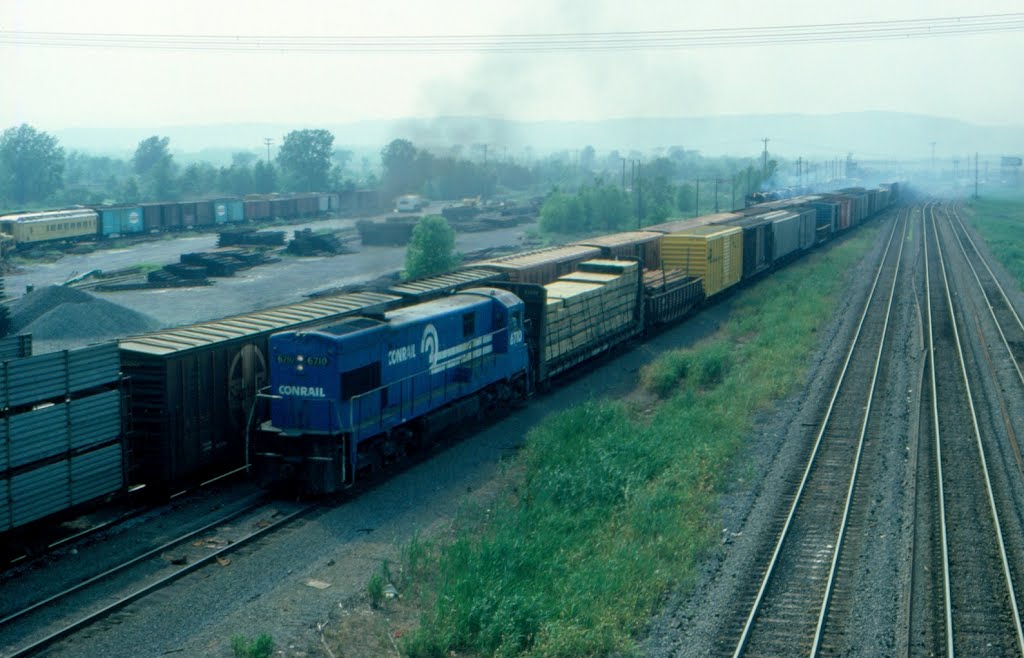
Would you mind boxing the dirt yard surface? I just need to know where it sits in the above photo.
[6,219,535,331]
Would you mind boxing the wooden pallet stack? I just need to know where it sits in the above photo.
[542,260,638,364]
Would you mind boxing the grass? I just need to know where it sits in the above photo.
[387,224,881,657]
[963,196,1024,289]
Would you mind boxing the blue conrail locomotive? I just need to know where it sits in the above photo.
[254,287,530,493]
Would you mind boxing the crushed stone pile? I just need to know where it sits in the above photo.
[8,285,160,349]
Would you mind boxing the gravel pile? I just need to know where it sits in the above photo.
[8,285,159,352]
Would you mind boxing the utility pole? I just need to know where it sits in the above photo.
[797,157,803,188]
[694,178,701,217]
[762,138,770,179]
[636,163,643,225]
[264,138,273,164]
[975,152,979,199]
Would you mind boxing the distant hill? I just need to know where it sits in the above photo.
[53,112,1024,161]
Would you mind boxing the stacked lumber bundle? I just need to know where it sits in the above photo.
[543,260,638,364]
[643,269,693,292]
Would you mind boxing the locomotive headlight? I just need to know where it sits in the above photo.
[297,354,304,362]
[297,364,304,372]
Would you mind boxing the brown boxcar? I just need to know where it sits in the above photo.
[118,291,400,490]
[473,245,602,285]
[141,203,163,232]
[573,231,663,270]
[159,202,182,231]
[195,200,215,226]
[244,198,272,221]
[178,201,197,228]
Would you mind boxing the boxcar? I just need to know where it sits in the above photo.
[644,212,741,235]
[387,269,506,302]
[195,200,215,226]
[214,198,245,224]
[248,199,272,221]
[158,202,183,231]
[574,231,663,270]
[719,215,773,280]
[178,201,197,229]
[118,292,400,490]
[140,203,163,232]
[98,205,144,237]
[473,245,602,285]
[660,225,743,298]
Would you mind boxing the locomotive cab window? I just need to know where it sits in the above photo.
[341,362,381,400]
[462,312,475,338]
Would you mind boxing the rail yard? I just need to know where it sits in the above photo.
[3,190,1024,656]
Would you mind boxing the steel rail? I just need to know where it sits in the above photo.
[942,203,1024,388]
[4,503,309,658]
[732,210,905,657]
[927,202,1024,656]
[0,493,268,628]
[923,201,955,657]
[809,207,909,654]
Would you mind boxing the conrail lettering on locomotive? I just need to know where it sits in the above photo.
[277,385,326,397]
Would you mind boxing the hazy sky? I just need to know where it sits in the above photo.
[2,0,1022,132]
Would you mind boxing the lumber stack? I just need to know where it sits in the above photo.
[543,260,638,364]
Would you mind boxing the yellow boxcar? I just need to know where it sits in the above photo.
[659,225,743,297]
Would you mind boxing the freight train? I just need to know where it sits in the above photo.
[255,183,902,493]
[0,192,353,249]
[0,183,902,540]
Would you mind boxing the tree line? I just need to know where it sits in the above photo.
[0,123,784,226]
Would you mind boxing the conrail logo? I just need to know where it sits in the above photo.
[278,385,326,398]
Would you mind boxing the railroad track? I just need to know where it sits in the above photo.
[724,208,909,656]
[0,497,309,657]
[913,201,1024,656]
[940,203,1024,475]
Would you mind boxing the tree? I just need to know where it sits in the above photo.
[253,161,277,194]
[676,184,696,213]
[380,138,421,197]
[277,129,334,191]
[134,136,176,199]
[405,215,457,279]
[580,181,631,230]
[181,162,219,197]
[539,191,584,233]
[133,136,172,176]
[0,123,65,205]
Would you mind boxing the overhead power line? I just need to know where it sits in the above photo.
[1,13,1022,53]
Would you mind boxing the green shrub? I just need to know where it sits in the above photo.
[368,559,393,609]
[231,633,274,658]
